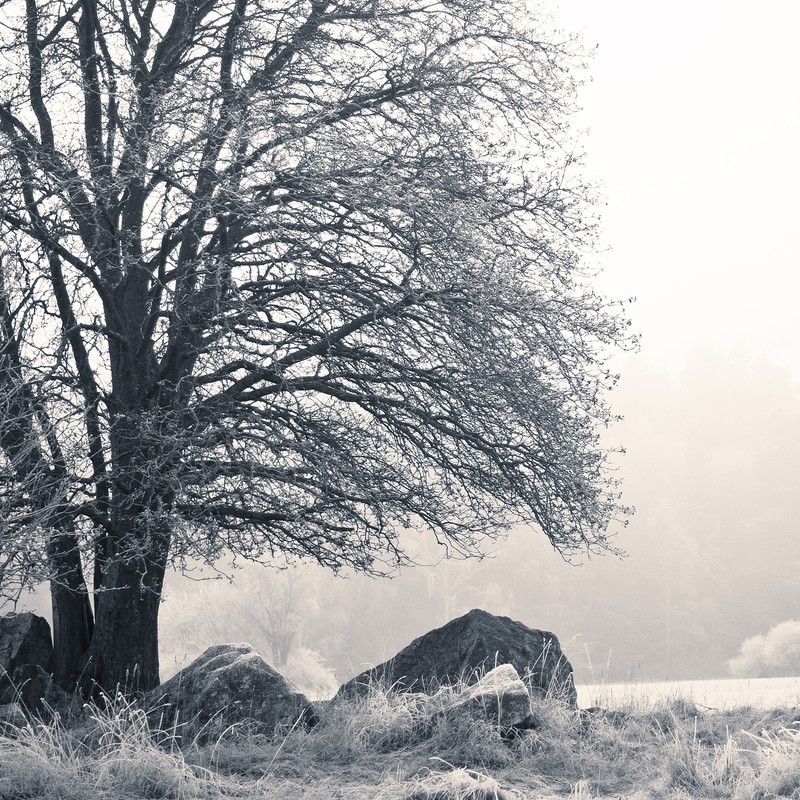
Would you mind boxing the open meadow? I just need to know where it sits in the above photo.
[1,682,799,800]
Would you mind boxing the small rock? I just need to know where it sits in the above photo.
[3,664,73,717]
[6,663,51,712]
[445,664,533,730]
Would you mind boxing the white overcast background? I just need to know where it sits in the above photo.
[554,0,800,377]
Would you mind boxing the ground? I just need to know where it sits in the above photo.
[1,683,799,799]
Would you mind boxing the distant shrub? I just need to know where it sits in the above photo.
[728,620,800,678]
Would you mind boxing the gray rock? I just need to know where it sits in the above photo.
[4,663,51,711]
[2,664,73,716]
[0,613,53,698]
[337,608,577,705]
[147,643,317,740]
[444,663,533,730]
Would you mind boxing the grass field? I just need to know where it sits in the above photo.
[1,683,799,799]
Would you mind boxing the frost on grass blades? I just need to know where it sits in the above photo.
[1,682,800,799]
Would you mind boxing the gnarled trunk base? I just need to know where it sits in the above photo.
[78,557,165,697]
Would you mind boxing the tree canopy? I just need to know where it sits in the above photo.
[0,0,631,693]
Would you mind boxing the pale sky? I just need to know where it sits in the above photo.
[553,0,800,378]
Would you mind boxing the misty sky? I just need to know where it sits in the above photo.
[554,0,800,378]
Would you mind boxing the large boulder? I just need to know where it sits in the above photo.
[0,613,53,698]
[148,643,317,740]
[337,608,577,706]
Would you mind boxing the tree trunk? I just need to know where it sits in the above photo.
[80,553,166,697]
[48,532,94,690]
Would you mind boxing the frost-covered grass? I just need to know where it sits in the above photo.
[0,693,236,799]
[1,684,799,799]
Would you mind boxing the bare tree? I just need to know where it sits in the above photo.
[256,571,304,668]
[0,0,631,695]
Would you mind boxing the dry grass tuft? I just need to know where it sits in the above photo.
[0,692,237,799]
[735,724,800,799]
[405,764,521,800]
[304,680,433,761]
